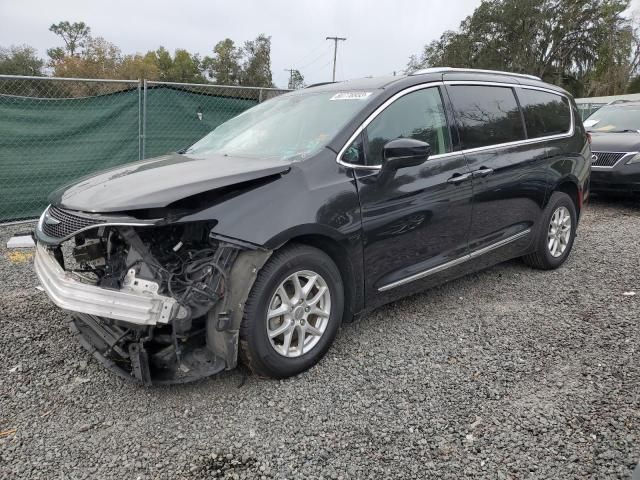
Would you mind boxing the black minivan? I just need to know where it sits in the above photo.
[34,68,590,384]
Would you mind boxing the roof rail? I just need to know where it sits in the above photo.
[409,67,541,81]
[305,81,337,88]
[607,99,633,105]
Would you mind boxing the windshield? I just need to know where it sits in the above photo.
[186,90,378,161]
[584,105,640,133]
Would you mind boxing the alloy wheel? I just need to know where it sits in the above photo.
[547,206,572,258]
[266,270,331,357]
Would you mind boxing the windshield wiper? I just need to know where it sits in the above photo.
[608,129,640,134]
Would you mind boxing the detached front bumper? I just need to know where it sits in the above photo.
[34,243,176,326]
[33,219,272,385]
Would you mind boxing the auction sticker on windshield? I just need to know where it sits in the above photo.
[330,92,373,101]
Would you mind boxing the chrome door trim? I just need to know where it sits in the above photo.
[468,228,531,259]
[377,228,531,292]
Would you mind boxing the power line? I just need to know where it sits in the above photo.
[288,39,328,67]
[276,41,331,87]
[309,59,333,74]
[298,47,332,71]
[326,36,346,82]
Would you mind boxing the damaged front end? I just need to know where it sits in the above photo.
[34,205,270,385]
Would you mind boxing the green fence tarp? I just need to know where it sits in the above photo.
[0,86,257,221]
[143,87,257,158]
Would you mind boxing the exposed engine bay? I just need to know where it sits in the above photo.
[34,210,271,385]
[71,224,235,321]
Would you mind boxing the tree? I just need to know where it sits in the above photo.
[153,46,174,79]
[168,49,206,83]
[587,3,640,96]
[48,21,91,57]
[144,46,206,83]
[202,38,242,85]
[51,36,121,79]
[46,47,65,63]
[407,0,639,96]
[0,45,44,75]
[240,34,274,87]
[118,53,161,80]
[287,69,305,89]
[37,21,275,86]
[627,75,640,93]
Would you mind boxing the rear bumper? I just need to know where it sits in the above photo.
[34,243,177,326]
[591,163,640,194]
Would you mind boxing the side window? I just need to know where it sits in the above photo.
[517,89,571,138]
[448,85,525,149]
[341,135,365,165]
[363,87,451,166]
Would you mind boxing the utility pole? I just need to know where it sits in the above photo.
[326,36,346,82]
[284,68,296,89]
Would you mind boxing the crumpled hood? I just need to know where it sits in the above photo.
[49,152,291,213]
[589,131,640,153]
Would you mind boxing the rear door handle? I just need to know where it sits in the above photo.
[472,167,494,178]
[447,172,473,184]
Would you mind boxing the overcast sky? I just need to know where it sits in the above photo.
[1,0,640,88]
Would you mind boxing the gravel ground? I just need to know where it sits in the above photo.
[1,198,639,479]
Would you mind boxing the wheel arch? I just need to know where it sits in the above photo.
[551,177,582,218]
[279,233,361,322]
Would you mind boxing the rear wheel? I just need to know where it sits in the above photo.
[240,244,344,378]
[523,191,577,270]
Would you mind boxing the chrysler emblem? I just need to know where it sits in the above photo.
[44,211,61,225]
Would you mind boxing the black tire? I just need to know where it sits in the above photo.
[239,244,344,378]
[523,191,577,270]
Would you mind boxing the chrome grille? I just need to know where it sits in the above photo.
[41,206,105,239]
[591,151,628,167]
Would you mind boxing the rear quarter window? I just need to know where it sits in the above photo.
[517,89,571,138]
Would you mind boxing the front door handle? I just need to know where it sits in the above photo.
[447,172,473,184]
[472,167,494,178]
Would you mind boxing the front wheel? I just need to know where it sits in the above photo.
[523,191,577,270]
[240,244,344,378]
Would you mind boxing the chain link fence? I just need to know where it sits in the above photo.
[0,74,288,223]
[576,102,606,120]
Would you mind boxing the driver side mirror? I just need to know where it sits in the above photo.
[382,138,431,170]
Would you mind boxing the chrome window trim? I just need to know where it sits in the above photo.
[445,80,568,96]
[444,81,575,153]
[590,151,637,169]
[336,80,575,170]
[378,228,531,292]
[336,82,449,170]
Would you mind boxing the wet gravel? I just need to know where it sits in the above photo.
[1,197,639,479]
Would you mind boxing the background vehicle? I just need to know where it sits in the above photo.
[33,68,590,384]
[585,101,640,195]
